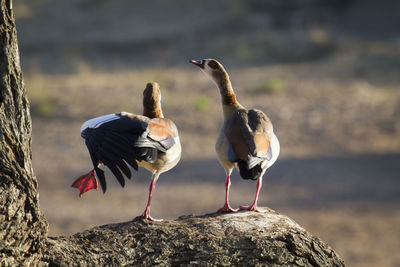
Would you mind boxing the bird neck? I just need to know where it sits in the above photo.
[214,71,245,119]
[143,105,164,119]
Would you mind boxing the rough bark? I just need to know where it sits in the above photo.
[43,208,344,266]
[0,0,48,265]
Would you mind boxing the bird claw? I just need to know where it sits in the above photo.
[141,211,163,222]
[218,204,239,213]
[239,205,266,213]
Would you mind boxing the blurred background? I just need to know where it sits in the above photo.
[14,0,400,266]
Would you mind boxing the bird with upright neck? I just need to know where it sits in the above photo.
[72,82,181,221]
[190,59,280,213]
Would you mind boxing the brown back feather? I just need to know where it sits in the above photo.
[225,109,272,159]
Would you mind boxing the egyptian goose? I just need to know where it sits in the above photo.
[190,59,280,212]
[72,82,181,221]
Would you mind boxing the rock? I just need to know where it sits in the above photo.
[42,208,344,266]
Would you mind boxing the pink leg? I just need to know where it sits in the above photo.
[240,176,266,213]
[141,174,163,221]
[219,175,238,212]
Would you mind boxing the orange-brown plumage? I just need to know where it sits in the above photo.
[222,93,237,105]
[148,118,179,141]
[253,134,270,157]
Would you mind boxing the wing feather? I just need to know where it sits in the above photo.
[225,109,273,166]
[94,167,106,193]
[96,148,125,187]
[81,115,180,193]
[103,135,139,170]
[85,137,107,192]
[100,141,132,178]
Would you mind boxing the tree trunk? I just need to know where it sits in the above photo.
[0,0,48,264]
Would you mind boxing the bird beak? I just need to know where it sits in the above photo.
[190,59,205,69]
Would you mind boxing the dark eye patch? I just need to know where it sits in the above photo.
[208,60,218,69]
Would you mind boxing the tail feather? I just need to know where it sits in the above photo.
[247,156,263,170]
[135,147,158,163]
[237,160,262,180]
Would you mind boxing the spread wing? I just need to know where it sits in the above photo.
[225,109,273,169]
[81,113,179,193]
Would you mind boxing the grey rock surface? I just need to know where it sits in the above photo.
[43,208,344,266]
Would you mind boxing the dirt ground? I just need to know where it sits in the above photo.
[13,1,400,266]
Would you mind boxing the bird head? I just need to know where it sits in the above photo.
[190,58,227,84]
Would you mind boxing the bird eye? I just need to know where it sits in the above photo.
[208,61,218,69]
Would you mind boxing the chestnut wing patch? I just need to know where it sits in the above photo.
[147,118,179,150]
[253,133,270,158]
